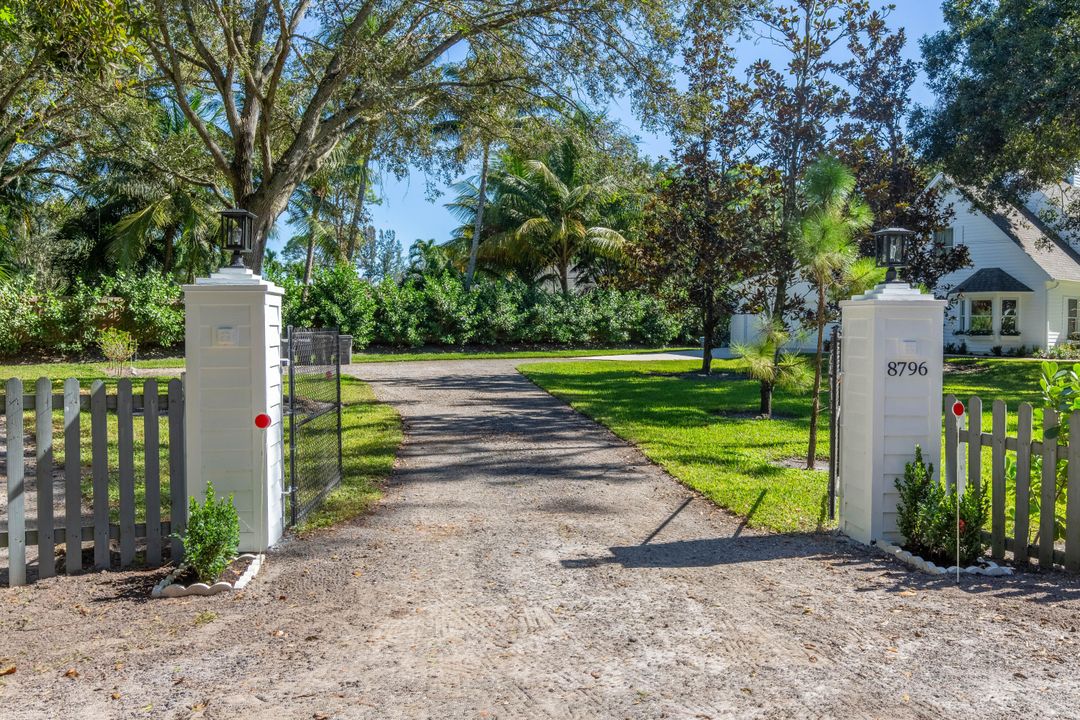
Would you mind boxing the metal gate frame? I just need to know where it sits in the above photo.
[827,325,842,520]
[284,326,343,527]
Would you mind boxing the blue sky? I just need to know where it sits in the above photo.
[272,1,946,254]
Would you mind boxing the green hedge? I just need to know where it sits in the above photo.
[0,272,183,357]
[279,265,691,348]
[0,264,692,358]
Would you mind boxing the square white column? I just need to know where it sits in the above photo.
[839,283,946,545]
[183,267,285,552]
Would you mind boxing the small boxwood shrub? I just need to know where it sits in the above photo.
[895,445,989,566]
[177,481,240,584]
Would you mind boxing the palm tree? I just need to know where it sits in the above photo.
[492,136,626,295]
[286,169,339,300]
[732,321,812,419]
[797,156,873,469]
[104,96,221,281]
[434,101,550,290]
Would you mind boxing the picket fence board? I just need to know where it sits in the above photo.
[6,378,25,586]
[90,380,109,570]
[1,377,186,587]
[1014,403,1033,567]
[64,379,81,574]
[168,379,186,564]
[144,380,161,566]
[35,378,54,579]
[991,400,1007,561]
[1040,409,1059,568]
[117,380,136,567]
[1,521,175,548]
[1068,412,1080,572]
[967,396,982,492]
[0,392,175,414]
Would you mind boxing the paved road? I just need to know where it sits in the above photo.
[3,359,1080,719]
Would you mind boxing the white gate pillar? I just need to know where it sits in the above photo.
[183,267,285,552]
[838,283,946,545]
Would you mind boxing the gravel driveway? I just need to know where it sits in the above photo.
[3,358,1080,719]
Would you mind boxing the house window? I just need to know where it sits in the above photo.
[969,299,993,335]
[934,228,955,254]
[1069,299,1080,340]
[958,299,967,331]
[1001,298,1019,335]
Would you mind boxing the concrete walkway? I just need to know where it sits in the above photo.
[2,359,1080,719]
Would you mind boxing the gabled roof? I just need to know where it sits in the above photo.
[948,267,1033,294]
[950,181,1080,283]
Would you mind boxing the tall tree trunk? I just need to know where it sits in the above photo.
[465,141,490,291]
[345,159,370,261]
[759,380,773,418]
[701,284,715,374]
[301,195,324,301]
[806,284,827,469]
[162,225,177,275]
[559,263,570,296]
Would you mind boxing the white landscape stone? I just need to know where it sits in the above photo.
[152,553,264,599]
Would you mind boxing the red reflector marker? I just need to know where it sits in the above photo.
[255,413,271,429]
[952,401,965,417]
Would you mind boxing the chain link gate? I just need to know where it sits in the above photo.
[827,325,842,520]
[284,327,343,527]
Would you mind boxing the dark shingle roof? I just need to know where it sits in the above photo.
[949,267,1033,294]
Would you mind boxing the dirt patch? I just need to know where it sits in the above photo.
[774,455,830,472]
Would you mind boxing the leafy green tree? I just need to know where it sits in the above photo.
[142,0,682,271]
[797,156,872,468]
[747,0,877,328]
[0,0,139,191]
[638,1,779,374]
[103,97,220,281]
[915,0,1080,222]
[837,13,969,292]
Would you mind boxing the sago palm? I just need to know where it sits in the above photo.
[798,156,873,469]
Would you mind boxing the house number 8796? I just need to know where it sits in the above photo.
[887,361,928,377]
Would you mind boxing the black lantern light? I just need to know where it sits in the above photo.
[219,208,256,269]
[873,227,914,284]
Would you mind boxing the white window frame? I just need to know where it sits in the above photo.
[1000,297,1019,335]
[967,297,994,335]
[934,227,955,254]
[1068,298,1080,339]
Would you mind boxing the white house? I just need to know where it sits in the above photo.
[728,176,1080,354]
[935,176,1080,353]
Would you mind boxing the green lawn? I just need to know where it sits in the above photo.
[0,358,184,385]
[520,356,1050,535]
[297,377,402,531]
[351,346,696,363]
